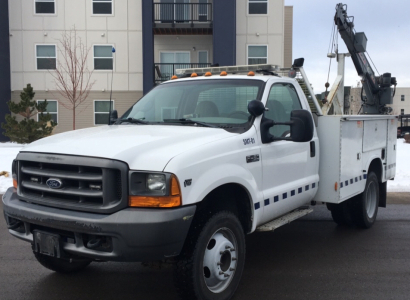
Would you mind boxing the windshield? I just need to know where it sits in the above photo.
[120,79,265,132]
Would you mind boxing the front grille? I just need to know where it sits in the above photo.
[16,153,128,214]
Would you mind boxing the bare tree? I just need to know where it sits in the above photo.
[50,28,95,130]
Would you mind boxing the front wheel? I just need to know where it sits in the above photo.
[174,211,246,300]
[351,172,380,228]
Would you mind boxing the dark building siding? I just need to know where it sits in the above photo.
[142,0,154,95]
[213,0,236,67]
[0,0,11,141]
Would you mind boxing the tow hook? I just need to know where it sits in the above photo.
[87,238,102,249]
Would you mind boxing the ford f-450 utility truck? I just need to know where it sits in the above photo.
[2,60,397,300]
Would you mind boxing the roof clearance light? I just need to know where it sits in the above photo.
[191,73,198,77]
[205,72,212,77]
[171,75,178,80]
[220,71,227,76]
[248,71,255,76]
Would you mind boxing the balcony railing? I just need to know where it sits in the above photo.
[154,63,212,84]
[153,3,213,34]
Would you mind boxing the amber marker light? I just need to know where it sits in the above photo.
[334,182,338,191]
[171,75,178,80]
[205,72,212,77]
[13,178,18,189]
[220,71,227,76]
[128,175,182,208]
[248,71,255,76]
[191,73,198,77]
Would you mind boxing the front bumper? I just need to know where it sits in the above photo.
[2,187,196,262]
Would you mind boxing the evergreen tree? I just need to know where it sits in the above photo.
[1,84,57,143]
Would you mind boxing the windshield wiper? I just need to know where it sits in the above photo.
[163,119,218,128]
[117,118,148,125]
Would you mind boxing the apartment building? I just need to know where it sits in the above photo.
[0,0,293,140]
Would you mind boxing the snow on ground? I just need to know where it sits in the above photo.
[0,140,409,194]
[0,143,24,193]
[387,140,410,192]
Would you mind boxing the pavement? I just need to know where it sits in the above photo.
[0,192,409,300]
[385,192,410,204]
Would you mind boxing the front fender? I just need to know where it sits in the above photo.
[164,132,264,232]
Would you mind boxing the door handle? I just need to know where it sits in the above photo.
[310,141,315,157]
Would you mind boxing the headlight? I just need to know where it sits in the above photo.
[147,174,166,191]
[129,172,181,208]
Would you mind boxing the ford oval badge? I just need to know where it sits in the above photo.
[46,178,63,189]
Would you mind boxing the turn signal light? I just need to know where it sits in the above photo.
[128,195,181,208]
[13,179,17,189]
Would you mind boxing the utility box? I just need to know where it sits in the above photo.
[354,32,367,53]
[314,115,397,204]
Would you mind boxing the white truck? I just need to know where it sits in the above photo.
[2,60,397,300]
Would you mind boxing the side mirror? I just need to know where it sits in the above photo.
[109,110,118,125]
[289,110,314,142]
[248,100,265,117]
[260,109,314,143]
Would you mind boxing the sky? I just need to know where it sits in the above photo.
[284,0,410,94]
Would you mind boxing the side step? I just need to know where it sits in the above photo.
[256,207,314,232]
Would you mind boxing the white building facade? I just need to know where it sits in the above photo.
[5,0,293,135]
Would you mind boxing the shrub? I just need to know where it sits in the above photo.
[1,84,57,143]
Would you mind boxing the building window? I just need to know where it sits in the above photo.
[198,51,208,66]
[248,0,268,14]
[401,109,405,115]
[401,95,405,101]
[94,45,113,70]
[93,0,113,15]
[35,0,55,14]
[95,100,114,125]
[36,45,56,70]
[248,45,267,65]
[37,100,58,123]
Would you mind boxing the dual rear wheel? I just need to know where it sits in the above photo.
[329,171,380,228]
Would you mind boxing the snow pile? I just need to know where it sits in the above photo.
[387,140,410,192]
[0,141,409,194]
[0,143,24,193]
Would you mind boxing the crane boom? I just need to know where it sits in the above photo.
[334,3,396,114]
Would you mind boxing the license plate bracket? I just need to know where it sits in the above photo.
[33,230,62,258]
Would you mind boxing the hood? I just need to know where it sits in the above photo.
[22,125,235,171]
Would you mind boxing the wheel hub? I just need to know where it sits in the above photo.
[203,231,237,293]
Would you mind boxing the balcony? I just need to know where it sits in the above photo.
[154,63,212,84]
[153,3,213,35]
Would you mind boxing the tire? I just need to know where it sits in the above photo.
[34,252,92,273]
[329,200,354,226]
[351,172,380,228]
[173,211,246,300]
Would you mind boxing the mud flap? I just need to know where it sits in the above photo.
[379,182,387,208]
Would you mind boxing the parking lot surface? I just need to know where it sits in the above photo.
[1,197,410,300]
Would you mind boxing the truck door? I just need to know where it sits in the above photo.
[258,82,319,225]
